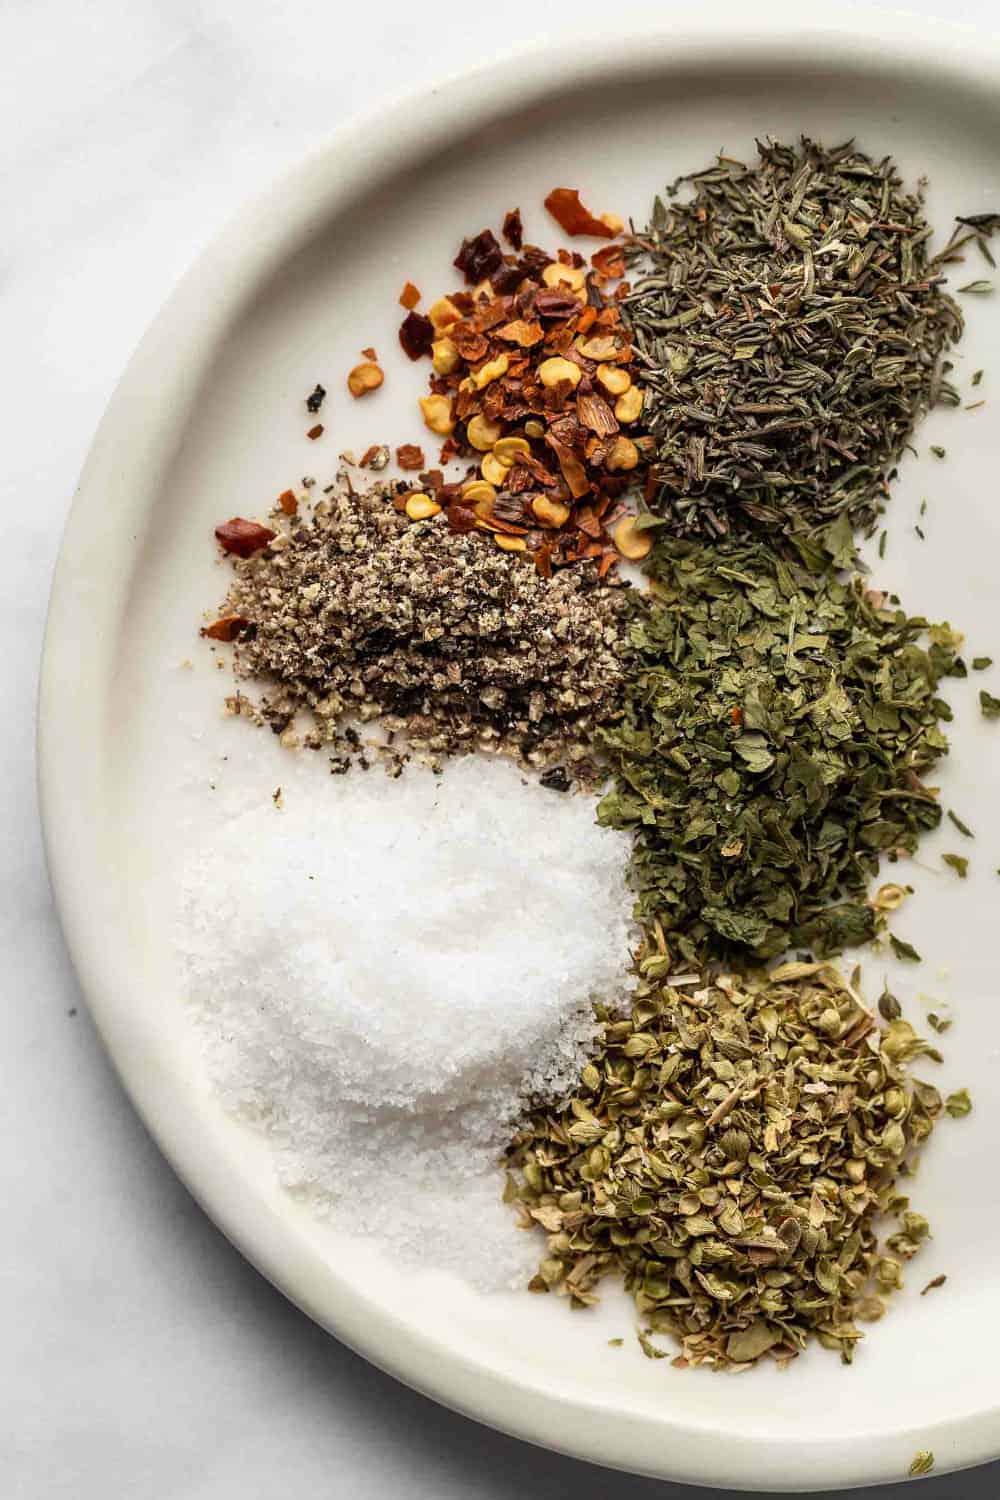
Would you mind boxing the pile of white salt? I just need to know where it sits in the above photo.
[177,753,633,1288]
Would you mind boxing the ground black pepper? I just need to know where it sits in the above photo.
[209,477,628,783]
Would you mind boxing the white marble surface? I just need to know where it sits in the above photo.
[5,2,1000,1495]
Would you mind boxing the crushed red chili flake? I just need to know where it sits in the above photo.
[591,244,626,279]
[361,346,377,362]
[396,444,426,471]
[278,489,298,516]
[543,188,615,239]
[399,311,434,360]
[398,281,421,310]
[201,615,251,642]
[305,384,326,413]
[215,518,276,558]
[453,229,504,284]
[403,217,645,574]
[502,208,523,251]
[307,424,324,440]
[359,444,391,470]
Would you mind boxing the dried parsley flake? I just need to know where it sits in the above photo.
[596,534,961,962]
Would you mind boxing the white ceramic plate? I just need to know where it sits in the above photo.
[40,16,1000,1491]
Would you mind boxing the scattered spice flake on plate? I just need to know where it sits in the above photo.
[214,518,276,557]
[544,187,616,239]
[277,489,298,515]
[908,1451,935,1477]
[306,423,324,440]
[347,362,384,398]
[305,383,326,413]
[361,346,378,361]
[920,1275,947,1295]
[453,229,504,283]
[398,281,421,310]
[359,444,390,470]
[502,207,523,250]
[201,615,250,641]
[396,443,425,471]
[399,311,434,360]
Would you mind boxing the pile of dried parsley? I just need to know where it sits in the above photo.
[208,478,628,783]
[625,137,966,537]
[508,959,949,1370]
[596,529,962,962]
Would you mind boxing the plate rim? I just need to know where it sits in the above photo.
[38,13,1000,1490]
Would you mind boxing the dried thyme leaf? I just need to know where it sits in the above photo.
[889,935,922,963]
[930,446,946,459]
[596,535,959,962]
[921,1275,947,1295]
[972,656,992,669]
[508,962,946,1370]
[947,810,974,838]
[945,1088,972,1118]
[624,138,971,538]
[908,1451,935,1477]
[942,853,968,878]
[979,689,1000,719]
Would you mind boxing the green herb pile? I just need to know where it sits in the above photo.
[508,960,947,1370]
[596,530,962,962]
[625,137,966,538]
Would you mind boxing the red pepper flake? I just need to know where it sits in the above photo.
[544,188,615,239]
[306,423,324,440]
[214,518,276,557]
[591,244,626,279]
[502,208,523,251]
[533,289,584,320]
[277,489,298,515]
[201,615,250,642]
[398,282,421,311]
[453,229,504,284]
[730,705,744,726]
[361,346,378,362]
[396,444,425,471]
[399,311,434,360]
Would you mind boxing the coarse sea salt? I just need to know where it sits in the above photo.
[177,753,634,1288]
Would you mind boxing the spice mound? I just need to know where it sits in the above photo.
[626,137,966,538]
[508,959,945,1368]
[178,752,634,1286]
[597,532,961,961]
[403,221,649,571]
[210,479,628,783]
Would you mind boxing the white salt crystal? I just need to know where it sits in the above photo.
[177,753,633,1288]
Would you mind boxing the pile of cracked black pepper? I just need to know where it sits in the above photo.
[213,477,628,783]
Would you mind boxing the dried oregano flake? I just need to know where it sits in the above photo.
[508,959,946,1370]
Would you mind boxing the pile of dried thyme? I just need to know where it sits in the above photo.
[625,137,968,538]
[596,529,962,962]
[206,478,628,782]
[507,959,951,1370]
